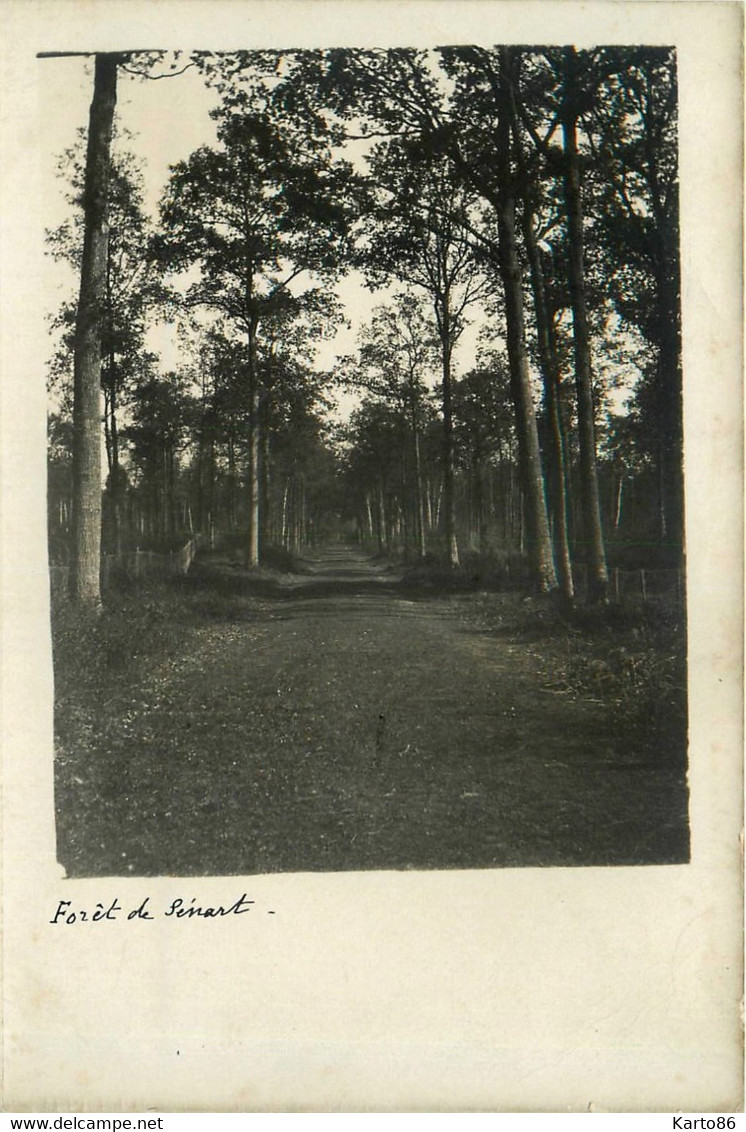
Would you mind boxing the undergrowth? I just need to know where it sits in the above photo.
[51,558,290,705]
[462,591,687,758]
[51,580,194,698]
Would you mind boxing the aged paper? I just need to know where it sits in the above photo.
[1,0,743,1113]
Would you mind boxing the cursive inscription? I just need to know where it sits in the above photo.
[49,894,274,924]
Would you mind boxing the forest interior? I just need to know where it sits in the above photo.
[45,44,690,878]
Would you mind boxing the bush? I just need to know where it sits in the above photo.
[462,590,687,758]
[260,544,298,573]
[535,612,686,756]
[51,581,194,695]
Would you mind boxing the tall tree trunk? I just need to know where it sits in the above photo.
[206,435,215,544]
[433,481,442,531]
[161,446,169,539]
[495,48,557,595]
[299,476,308,548]
[281,476,290,550]
[521,208,575,602]
[412,419,427,559]
[246,319,260,567]
[102,388,113,473]
[439,304,460,568]
[197,377,212,535]
[248,397,260,564]
[260,399,271,549]
[614,474,624,535]
[227,433,237,529]
[473,455,487,554]
[168,444,176,537]
[108,360,125,557]
[104,245,119,473]
[561,47,609,602]
[377,485,387,553]
[365,492,374,541]
[70,53,118,606]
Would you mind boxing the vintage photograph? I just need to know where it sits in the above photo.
[44,44,690,879]
[2,0,741,1113]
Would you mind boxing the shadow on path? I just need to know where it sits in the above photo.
[56,540,690,877]
[191,544,409,603]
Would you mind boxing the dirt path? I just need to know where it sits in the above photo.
[58,544,689,876]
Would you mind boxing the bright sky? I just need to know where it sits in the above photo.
[40,51,637,427]
[39,51,491,422]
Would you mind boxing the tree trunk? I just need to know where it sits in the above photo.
[439,305,460,568]
[495,49,557,594]
[108,369,125,556]
[299,476,308,548]
[412,423,427,559]
[522,208,575,602]
[614,474,624,535]
[161,446,169,539]
[225,433,234,529]
[398,442,409,554]
[561,47,609,602]
[365,492,374,541]
[69,53,118,606]
[260,395,271,548]
[433,481,442,531]
[248,400,260,564]
[377,485,387,553]
[206,436,215,540]
[473,455,487,555]
[424,479,433,533]
[281,476,290,549]
[246,321,260,567]
[103,388,113,473]
[168,444,176,537]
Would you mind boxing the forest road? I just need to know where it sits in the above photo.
[62,543,689,876]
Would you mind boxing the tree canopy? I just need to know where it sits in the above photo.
[47,44,684,601]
